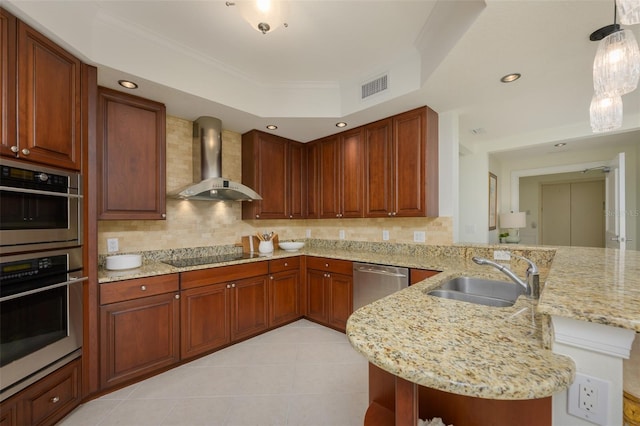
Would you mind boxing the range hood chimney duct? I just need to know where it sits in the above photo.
[169,116,262,201]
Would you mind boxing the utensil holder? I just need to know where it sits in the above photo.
[258,240,274,254]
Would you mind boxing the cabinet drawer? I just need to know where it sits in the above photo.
[269,257,300,273]
[22,358,81,426]
[181,261,268,290]
[306,256,352,275]
[100,274,179,305]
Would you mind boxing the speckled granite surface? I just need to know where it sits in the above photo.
[97,240,640,400]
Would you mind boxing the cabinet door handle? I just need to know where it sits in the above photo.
[231,283,236,288]
[174,294,180,299]
[284,262,288,266]
[161,213,166,218]
[21,148,30,156]
[256,214,260,218]
[270,276,274,280]
[325,263,329,267]
[50,396,60,404]
[140,285,147,291]
[10,145,19,153]
[226,284,231,289]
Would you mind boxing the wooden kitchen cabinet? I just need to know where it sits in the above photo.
[0,358,82,426]
[409,268,440,285]
[97,87,166,220]
[305,256,353,332]
[242,130,306,219]
[99,274,180,389]
[268,257,302,327]
[0,11,82,170]
[315,128,364,218]
[364,106,439,218]
[180,262,270,359]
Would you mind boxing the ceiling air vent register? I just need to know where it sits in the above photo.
[361,74,388,99]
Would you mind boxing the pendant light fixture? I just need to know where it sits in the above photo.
[616,0,640,25]
[590,94,623,132]
[591,4,640,97]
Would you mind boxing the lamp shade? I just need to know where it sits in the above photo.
[617,0,640,25]
[499,212,526,229]
[593,29,640,96]
[236,0,287,34]
[590,93,623,133]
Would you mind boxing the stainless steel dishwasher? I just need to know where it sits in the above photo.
[353,262,409,310]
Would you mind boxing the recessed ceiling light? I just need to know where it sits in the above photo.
[266,125,278,130]
[336,122,347,128]
[554,142,567,147]
[118,80,138,89]
[500,73,521,83]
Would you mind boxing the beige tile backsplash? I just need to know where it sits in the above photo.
[98,116,453,254]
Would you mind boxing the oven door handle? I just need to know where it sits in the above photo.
[0,276,88,303]
[0,186,82,198]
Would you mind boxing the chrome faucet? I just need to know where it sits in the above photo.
[472,255,540,298]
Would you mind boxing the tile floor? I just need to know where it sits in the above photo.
[59,320,369,426]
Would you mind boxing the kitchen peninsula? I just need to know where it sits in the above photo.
[97,240,640,426]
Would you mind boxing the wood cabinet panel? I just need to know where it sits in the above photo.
[269,269,300,327]
[2,20,81,170]
[181,282,230,359]
[269,256,300,273]
[327,273,353,330]
[341,128,365,218]
[0,8,16,156]
[409,269,440,285]
[364,118,394,217]
[305,141,320,218]
[20,358,81,426]
[318,135,341,218]
[100,274,179,305]
[97,87,166,220]
[100,292,180,388]
[306,256,353,332]
[242,130,304,219]
[230,275,269,341]
[181,262,268,290]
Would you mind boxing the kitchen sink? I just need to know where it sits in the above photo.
[427,276,524,307]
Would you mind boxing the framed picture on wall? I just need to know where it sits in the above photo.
[489,172,497,230]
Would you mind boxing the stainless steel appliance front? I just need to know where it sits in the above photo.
[0,159,82,255]
[352,262,409,311]
[0,247,85,401]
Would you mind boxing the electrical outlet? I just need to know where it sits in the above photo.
[305,229,311,238]
[493,250,511,261]
[107,238,119,253]
[568,372,609,425]
[413,231,426,243]
[339,230,345,240]
[382,230,389,241]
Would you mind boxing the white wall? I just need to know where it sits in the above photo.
[458,150,489,243]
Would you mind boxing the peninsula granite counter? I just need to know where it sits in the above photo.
[98,242,640,401]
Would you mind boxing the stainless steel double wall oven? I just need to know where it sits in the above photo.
[0,159,85,400]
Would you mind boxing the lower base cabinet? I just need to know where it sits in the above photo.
[180,262,270,360]
[99,274,180,389]
[269,257,302,327]
[0,358,81,426]
[306,256,353,331]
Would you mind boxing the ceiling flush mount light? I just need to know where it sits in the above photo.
[226,1,288,35]
[118,80,138,89]
[266,124,277,130]
[335,122,347,128]
[590,94,623,132]
[500,73,521,83]
[616,0,640,25]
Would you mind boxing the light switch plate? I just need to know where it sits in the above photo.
[413,231,426,243]
[382,230,389,241]
[107,238,119,253]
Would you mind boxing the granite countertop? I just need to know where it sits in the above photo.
[97,242,640,400]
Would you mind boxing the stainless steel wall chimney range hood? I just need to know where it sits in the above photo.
[169,116,262,201]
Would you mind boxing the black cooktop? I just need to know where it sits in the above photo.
[162,253,258,268]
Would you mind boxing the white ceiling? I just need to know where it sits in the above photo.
[5,0,640,153]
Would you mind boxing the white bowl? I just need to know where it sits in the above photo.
[278,241,305,252]
[105,254,142,270]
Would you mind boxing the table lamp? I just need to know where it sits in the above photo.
[499,212,526,243]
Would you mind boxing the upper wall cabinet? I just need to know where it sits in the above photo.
[242,130,306,220]
[313,128,364,219]
[1,10,82,170]
[97,87,166,220]
[364,106,439,218]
